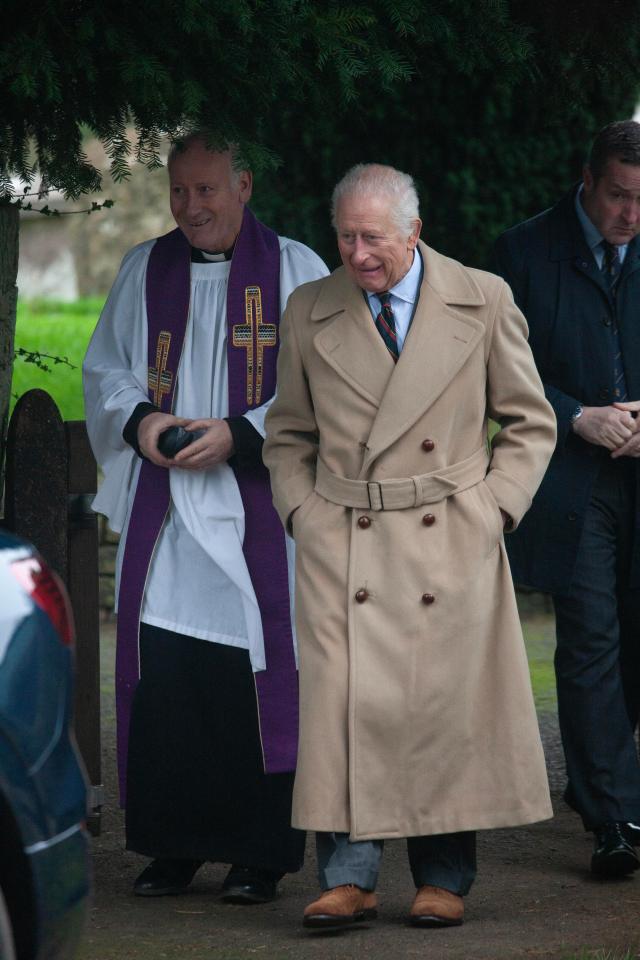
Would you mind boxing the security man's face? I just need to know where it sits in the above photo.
[335,194,421,293]
[169,142,252,252]
[582,157,640,246]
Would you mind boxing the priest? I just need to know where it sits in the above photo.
[83,133,327,902]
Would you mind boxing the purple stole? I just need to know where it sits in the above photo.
[116,207,299,803]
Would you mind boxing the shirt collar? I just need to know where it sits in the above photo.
[366,248,422,306]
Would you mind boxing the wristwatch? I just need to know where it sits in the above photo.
[569,404,584,424]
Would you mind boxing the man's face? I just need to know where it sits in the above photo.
[582,157,640,245]
[169,142,252,252]
[336,194,421,293]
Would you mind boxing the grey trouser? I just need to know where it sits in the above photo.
[316,831,477,895]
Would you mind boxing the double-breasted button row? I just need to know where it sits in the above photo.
[354,589,436,605]
[359,513,436,527]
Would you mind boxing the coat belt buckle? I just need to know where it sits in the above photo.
[367,481,384,511]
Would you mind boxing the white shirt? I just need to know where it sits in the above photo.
[365,249,423,353]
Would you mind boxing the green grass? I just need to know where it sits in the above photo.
[11,297,105,421]
[522,613,557,712]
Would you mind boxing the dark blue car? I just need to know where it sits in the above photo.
[0,529,90,959]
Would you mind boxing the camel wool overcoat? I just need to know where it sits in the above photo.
[263,240,557,840]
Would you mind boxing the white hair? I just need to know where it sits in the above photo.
[331,163,420,234]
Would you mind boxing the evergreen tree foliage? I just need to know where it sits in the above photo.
[1,0,639,259]
[252,1,640,268]
[0,0,424,199]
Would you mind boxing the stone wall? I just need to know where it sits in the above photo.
[17,138,175,300]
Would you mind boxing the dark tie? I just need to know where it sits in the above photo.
[601,241,628,401]
[375,292,399,361]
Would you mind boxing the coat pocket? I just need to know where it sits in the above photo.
[474,480,505,557]
[291,490,322,541]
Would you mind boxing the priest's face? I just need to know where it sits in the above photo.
[335,193,421,293]
[169,142,253,252]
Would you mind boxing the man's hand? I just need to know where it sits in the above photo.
[571,404,638,450]
[610,401,640,457]
[172,418,235,470]
[138,411,189,466]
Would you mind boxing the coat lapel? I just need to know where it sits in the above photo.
[312,268,395,407]
[362,243,486,472]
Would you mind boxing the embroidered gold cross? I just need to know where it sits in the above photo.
[232,285,277,405]
[148,330,173,407]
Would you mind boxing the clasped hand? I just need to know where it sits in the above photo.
[572,401,640,457]
[138,412,234,469]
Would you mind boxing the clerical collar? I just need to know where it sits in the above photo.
[191,243,235,263]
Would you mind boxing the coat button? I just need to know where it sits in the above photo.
[357,515,372,529]
[598,387,611,400]
[421,593,435,604]
[422,513,436,526]
[602,315,613,327]
[355,589,369,603]
[421,439,435,452]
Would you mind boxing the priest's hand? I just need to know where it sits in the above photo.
[138,412,190,467]
[172,418,234,470]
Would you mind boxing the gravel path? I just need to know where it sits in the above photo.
[77,623,640,960]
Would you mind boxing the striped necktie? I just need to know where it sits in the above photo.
[375,292,399,361]
[601,241,628,401]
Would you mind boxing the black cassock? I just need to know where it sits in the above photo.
[125,624,305,872]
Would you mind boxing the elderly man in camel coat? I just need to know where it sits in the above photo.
[263,163,556,931]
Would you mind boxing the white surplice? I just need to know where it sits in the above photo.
[83,234,328,671]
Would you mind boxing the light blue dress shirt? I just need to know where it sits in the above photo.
[365,249,423,354]
[575,185,628,267]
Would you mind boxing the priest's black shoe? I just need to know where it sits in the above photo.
[591,822,640,877]
[133,858,203,896]
[220,865,280,904]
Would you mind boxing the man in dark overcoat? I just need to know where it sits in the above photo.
[493,119,640,877]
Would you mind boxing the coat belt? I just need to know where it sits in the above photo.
[314,446,490,511]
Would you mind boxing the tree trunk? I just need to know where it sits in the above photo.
[0,203,19,505]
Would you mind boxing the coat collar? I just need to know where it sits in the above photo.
[310,241,485,322]
[311,241,486,473]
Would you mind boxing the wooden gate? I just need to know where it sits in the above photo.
[4,389,102,833]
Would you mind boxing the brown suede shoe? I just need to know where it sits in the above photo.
[409,885,464,927]
[303,884,378,929]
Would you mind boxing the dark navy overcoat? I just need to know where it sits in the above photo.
[493,186,640,594]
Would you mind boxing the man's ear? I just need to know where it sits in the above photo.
[408,218,422,249]
[238,169,253,204]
